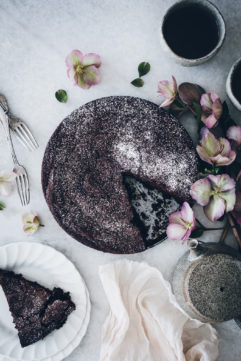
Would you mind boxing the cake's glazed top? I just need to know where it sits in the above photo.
[42,96,198,254]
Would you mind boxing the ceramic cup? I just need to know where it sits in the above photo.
[226,57,241,111]
[160,0,226,66]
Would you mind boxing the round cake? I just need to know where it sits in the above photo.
[42,96,198,254]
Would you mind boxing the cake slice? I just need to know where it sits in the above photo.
[0,269,75,347]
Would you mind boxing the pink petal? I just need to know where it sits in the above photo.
[200,93,212,113]
[204,195,226,222]
[227,126,241,146]
[82,65,100,86]
[22,211,36,224]
[166,223,188,241]
[196,145,213,165]
[169,211,186,226]
[210,91,220,103]
[200,127,209,138]
[182,228,192,243]
[219,138,231,155]
[201,130,220,156]
[212,98,222,120]
[23,224,37,236]
[181,202,195,224]
[82,53,102,68]
[76,72,91,89]
[207,174,236,192]
[158,80,175,99]
[201,113,218,128]
[172,76,177,93]
[210,153,236,167]
[0,171,16,182]
[0,171,16,196]
[219,189,236,212]
[190,178,211,206]
[67,67,78,85]
[65,49,83,67]
[0,181,13,196]
[159,97,175,107]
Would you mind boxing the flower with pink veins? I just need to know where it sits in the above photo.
[200,91,223,128]
[197,128,236,166]
[190,174,236,222]
[23,211,40,236]
[227,125,241,147]
[0,170,16,196]
[166,202,196,243]
[158,76,177,107]
[66,50,101,89]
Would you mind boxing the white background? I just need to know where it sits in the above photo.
[0,0,240,360]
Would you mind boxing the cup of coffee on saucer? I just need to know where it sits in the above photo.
[160,0,226,66]
[226,57,241,111]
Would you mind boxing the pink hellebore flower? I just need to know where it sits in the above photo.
[166,202,196,243]
[190,174,236,222]
[0,170,16,196]
[197,128,236,166]
[200,91,223,128]
[66,50,102,89]
[158,76,177,107]
[227,125,241,147]
[23,211,40,236]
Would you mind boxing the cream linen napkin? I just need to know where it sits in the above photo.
[99,260,219,361]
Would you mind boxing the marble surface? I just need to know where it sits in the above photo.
[0,0,240,360]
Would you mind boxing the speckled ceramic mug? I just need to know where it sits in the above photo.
[226,57,241,111]
[160,0,226,66]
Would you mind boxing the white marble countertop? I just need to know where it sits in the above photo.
[0,0,241,360]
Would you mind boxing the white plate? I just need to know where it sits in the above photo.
[0,242,91,361]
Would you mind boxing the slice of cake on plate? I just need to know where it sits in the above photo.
[0,269,75,347]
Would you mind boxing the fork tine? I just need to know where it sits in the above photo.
[23,172,30,204]
[20,123,38,149]
[15,127,33,151]
[16,176,24,206]
[20,174,27,205]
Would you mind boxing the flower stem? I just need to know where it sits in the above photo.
[219,220,230,244]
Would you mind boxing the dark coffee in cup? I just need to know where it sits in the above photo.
[162,2,220,60]
[231,62,241,104]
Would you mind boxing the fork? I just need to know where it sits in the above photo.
[9,113,38,151]
[0,94,38,151]
[0,105,30,206]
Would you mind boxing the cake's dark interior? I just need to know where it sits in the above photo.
[0,269,75,347]
[42,96,198,254]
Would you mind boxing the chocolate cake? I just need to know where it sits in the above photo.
[0,269,75,347]
[42,96,198,254]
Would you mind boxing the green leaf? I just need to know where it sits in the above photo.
[192,102,202,123]
[138,62,151,77]
[190,228,204,238]
[0,201,6,211]
[131,78,144,87]
[55,89,68,103]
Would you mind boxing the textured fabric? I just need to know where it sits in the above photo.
[99,260,219,361]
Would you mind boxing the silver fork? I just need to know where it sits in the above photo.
[0,105,30,206]
[0,94,38,151]
[9,113,38,151]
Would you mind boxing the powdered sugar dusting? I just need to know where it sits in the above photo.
[42,96,199,254]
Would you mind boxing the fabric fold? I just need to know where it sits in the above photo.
[99,260,219,361]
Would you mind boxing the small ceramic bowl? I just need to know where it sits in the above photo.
[160,0,226,66]
[226,57,241,111]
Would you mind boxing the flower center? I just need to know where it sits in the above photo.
[76,64,83,74]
